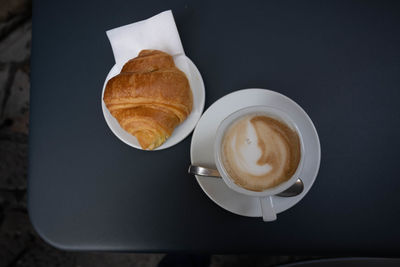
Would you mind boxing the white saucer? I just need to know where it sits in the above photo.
[101,55,205,150]
[190,89,321,218]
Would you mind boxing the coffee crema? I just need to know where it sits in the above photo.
[221,114,301,192]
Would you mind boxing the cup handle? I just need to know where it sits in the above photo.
[259,196,277,222]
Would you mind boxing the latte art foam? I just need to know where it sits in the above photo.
[221,115,301,192]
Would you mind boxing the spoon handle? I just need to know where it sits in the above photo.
[188,165,304,198]
[188,165,221,178]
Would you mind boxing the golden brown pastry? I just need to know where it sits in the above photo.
[103,50,193,150]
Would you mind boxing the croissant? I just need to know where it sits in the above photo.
[103,50,193,150]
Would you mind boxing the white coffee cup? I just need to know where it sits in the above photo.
[214,106,305,221]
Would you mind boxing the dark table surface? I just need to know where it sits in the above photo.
[28,0,400,253]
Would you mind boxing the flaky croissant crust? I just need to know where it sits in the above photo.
[103,50,193,150]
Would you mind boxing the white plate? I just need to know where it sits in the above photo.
[190,89,321,218]
[101,56,205,150]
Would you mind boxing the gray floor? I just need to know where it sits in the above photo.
[0,1,321,266]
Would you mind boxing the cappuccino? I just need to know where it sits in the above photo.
[220,114,301,192]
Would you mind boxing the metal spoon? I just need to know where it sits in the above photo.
[188,165,304,197]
